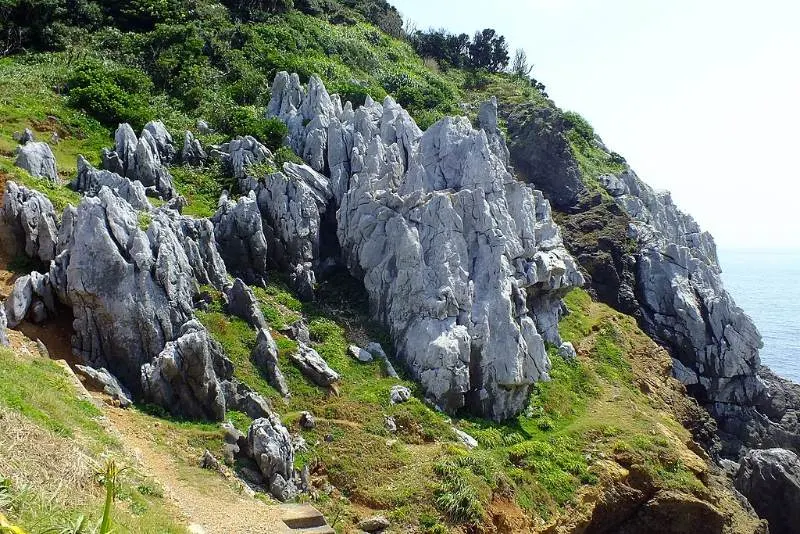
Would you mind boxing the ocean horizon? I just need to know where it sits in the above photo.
[719,248,800,383]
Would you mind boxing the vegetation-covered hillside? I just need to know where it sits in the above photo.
[0,1,766,533]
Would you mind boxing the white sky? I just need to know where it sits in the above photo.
[393,0,800,250]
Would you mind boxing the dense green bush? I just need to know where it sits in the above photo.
[65,61,153,129]
[219,107,288,150]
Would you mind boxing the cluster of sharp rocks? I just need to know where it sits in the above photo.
[4,72,800,524]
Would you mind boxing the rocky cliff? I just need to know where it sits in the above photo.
[265,72,584,419]
[506,104,800,459]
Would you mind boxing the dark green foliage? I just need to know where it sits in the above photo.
[410,27,509,73]
[469,28,509,72]
[274,145,303,167]
[409,29,470,69]
[99,0,189,31]
[223,0,294,21]
[65,61,152,130]
[219,107,288,150]
[340,0,402,37]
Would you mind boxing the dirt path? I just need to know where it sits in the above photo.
[104,404,290,534]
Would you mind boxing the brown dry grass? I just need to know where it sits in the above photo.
[0,406,99,509]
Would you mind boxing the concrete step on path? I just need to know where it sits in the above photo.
[279,504,335,534]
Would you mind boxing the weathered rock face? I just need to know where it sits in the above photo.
[141,320,232,420]
[212,192,269,286]
[15,141,58,182]
[268,72,583,420]
[50,187,227,393]
[102,123,177,199]
[73,156,150,210]
[735,448,800,534]
[247,415,296,501]
[597,168,767,447]
[507,105,584,211]
[181,130,207,166]
[252,327,289,397]
[0,181,58,264]
[225,278,267,330]
[4,271,57,327]
[504,103,790,455]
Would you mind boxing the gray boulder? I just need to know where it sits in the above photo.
[141,320,232,421]
[357,516,390,533]
[247,415,296,501]
[299,411,315,429]
[211,192,268,286]
[734,448,800,534]
[14,128,35,144]
[225,278,267,330]
[348,344,373,363]
[4,271,56,328]
[389,385,411,404]
[221,378,272,420]
[181,131,206,166]
[15,141,58,182]
[289,342,339,387]
[252,327,290,397]
[0,181,58,263]
[73,156,150,210]
[74,365,133,407]
[557,341,577,360]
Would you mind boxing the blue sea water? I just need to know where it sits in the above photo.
[719,249,800,383]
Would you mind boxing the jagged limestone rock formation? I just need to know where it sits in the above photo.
[143,120,176,163]
[225,278,267,330]
[252,327,290,397]
[212,192,269,286]
[254,162,334,300]
[735,448,800,534]
[181,130,207,166]
[268,72,583,420]
[503,104,796,455]
[15,141,58,182]
[141,320,232,420]
[73,156,150,210]
[0,181,58,264]
[597,169,766,450]
[50,187,228,393]
[102,123,177,199]
[212,135,272,188]
[247,415,296,501]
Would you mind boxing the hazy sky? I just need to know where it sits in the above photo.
[393,0,800,250]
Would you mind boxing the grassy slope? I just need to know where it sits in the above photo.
[0,347,185,533]
[195,272,728,532]
[0,6,744,533]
